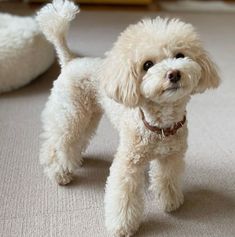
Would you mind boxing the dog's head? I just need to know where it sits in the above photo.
[102,17,220,107]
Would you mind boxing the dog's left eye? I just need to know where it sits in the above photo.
[175,53,185,59]
[143,60,154,71]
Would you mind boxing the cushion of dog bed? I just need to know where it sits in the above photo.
[0,13,55,94]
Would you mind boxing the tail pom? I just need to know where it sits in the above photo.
[36,0,79,42]
[51,0,79,21]
[36,0,79,67]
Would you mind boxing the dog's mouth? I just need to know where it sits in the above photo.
[163,84,181,93]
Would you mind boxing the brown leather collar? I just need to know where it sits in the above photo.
[139,108,186,137]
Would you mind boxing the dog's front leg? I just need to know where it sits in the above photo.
[149,154,185,212]
[104,147,147,237]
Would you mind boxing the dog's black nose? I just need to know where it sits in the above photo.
[166,70,181,83]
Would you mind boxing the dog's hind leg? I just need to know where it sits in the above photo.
[80,110,103,156]
[40,68,101,185]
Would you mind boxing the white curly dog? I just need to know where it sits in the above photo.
[37,1,220,236]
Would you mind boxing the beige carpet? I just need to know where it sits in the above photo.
[0,5,235,237]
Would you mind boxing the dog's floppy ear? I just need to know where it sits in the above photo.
[101,53,140,107]
[193,50,220,93]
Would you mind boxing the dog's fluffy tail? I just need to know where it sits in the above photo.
[36,0,79,68]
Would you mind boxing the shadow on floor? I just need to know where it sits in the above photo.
[67,155,112,189]
[137,219,174,237]
[137,187,235,236]
[174,187,235,220]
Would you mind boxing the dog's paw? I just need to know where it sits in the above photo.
[55,170,74,185]
[106,215,140,237]
[158,186,184,212]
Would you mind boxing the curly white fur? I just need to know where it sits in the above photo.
[37,1,220,236]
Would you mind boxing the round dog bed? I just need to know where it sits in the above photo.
[0,13,55,94]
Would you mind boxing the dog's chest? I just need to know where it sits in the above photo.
[146,128,188,158]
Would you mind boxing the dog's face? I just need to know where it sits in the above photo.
[102,17,220,107]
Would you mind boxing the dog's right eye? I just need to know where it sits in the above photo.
[143,61,154,71]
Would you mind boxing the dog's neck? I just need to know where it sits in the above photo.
[139,98,189,129]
